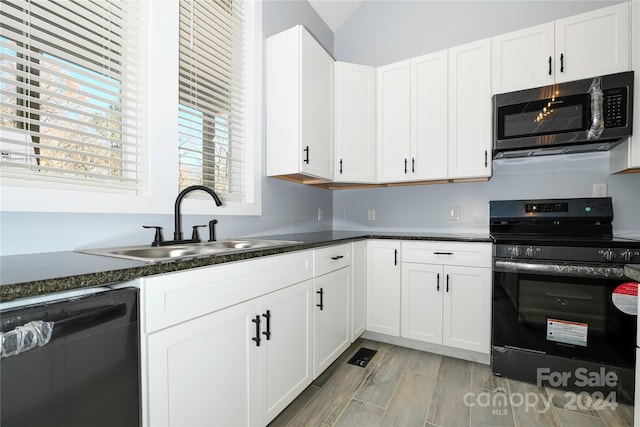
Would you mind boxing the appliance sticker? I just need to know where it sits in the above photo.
[546,318,588,347]
[611,282,638,316]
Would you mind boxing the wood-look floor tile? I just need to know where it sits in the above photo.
[426,357,472,427]
[554,407,606,427]
[313,338,367,388]
[353,345,411,408]
[507,378,561,427]
[468,386,515,427]
[380,371,436,427]
[543,387,601,418]
[333,399,385,427]
[471,361,508,392]
[597,401,634,427]
[405,348,442,376]
[267,384,321,427]
[285,363,371,426]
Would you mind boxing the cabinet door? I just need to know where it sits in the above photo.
[411,50,448,180]
[554,2,630,83]
[366,240,401,336]
[401,263,443,344]
[442,266,491,354]
[491,22,555,94]
[448,38,492,180]
[301,28,334,179]
[377,60,411,183]
[351,241,367,341]
[335,62,376,183]
[147,300,259,427]
[259,280,314,424]
[314,268,351,377]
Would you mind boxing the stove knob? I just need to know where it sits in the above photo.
[525,246,536,257]
[508,246,521,257]
[619,250,632,262]
[601,249,616,261]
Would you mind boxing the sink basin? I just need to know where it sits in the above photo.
[78,239,301,263]
[202,239,299,250]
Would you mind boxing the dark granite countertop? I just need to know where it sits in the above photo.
[624,264,640,282]
[0,230,491,302]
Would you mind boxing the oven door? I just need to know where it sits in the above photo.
[492,259,637,369]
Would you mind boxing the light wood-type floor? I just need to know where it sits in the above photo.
[268,338,634,427]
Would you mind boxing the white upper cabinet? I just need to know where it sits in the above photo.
[611,1,640,174]
[335,62,376,183]
[410,50,449,181]
[267,25,334,181]
[377,51,449,183]
[492,22,555,94]
[555,2,630,83]
[492,3,630,94]
[448,38,492,180]
[376,60,412,182]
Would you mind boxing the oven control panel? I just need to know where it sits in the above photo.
[495,245,640,263]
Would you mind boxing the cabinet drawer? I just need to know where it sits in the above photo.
[142,251,313,333]
[314,244,352,276]
[401,241,491,268]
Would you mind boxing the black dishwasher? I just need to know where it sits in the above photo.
[0,287,140,427]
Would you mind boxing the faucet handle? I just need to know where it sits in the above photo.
[208,219,218,242]
[143,225,164,247]
[191,225,207,242]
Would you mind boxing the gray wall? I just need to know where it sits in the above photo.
[0,0,334,256]
[333,0,640,236]
[334,0,622,66]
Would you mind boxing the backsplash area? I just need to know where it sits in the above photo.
[333,152,640,236]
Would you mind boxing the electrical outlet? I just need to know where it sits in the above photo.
[592,183,608,197]
[450,207,460,221]
[368,209,376,221]
[317,208,323,221]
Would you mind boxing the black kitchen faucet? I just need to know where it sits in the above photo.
[143,185,222,246]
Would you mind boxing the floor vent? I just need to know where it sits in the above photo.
[347,348,377,368]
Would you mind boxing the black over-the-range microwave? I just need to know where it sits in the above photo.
[493,71,633,158]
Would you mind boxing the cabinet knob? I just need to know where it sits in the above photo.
[560,53,564,73]
[548,56,552,75]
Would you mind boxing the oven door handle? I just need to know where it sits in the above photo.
[494,260,626,279]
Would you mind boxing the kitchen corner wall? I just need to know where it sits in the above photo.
[0,0,333,257]
[332,0,640,237]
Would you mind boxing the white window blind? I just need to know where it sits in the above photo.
[0,0,140,191]
[178,0,246,202]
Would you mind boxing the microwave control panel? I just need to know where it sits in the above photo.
[603,87,628,128]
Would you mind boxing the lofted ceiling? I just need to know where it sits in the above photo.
[307,0,364,32]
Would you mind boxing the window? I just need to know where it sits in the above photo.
[0,0,139,191]
[178,0,246,203]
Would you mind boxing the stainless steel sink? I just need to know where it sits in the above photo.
[78,239,301,263]
[201,239,299,250]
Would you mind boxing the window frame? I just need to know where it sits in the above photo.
[0,0,263,217]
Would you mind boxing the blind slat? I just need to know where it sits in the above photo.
[178,0,245,199]
[0,0,140,191]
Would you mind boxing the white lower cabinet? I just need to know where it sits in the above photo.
[146,279,313,427]
[259,281,314,423]
[401,241,492,355]
[142,251,314,427]
[313,267,350,377]
[312,244,352,378]
[350,241,367,341]
[366,240,401,336]
[147,299,259,427]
